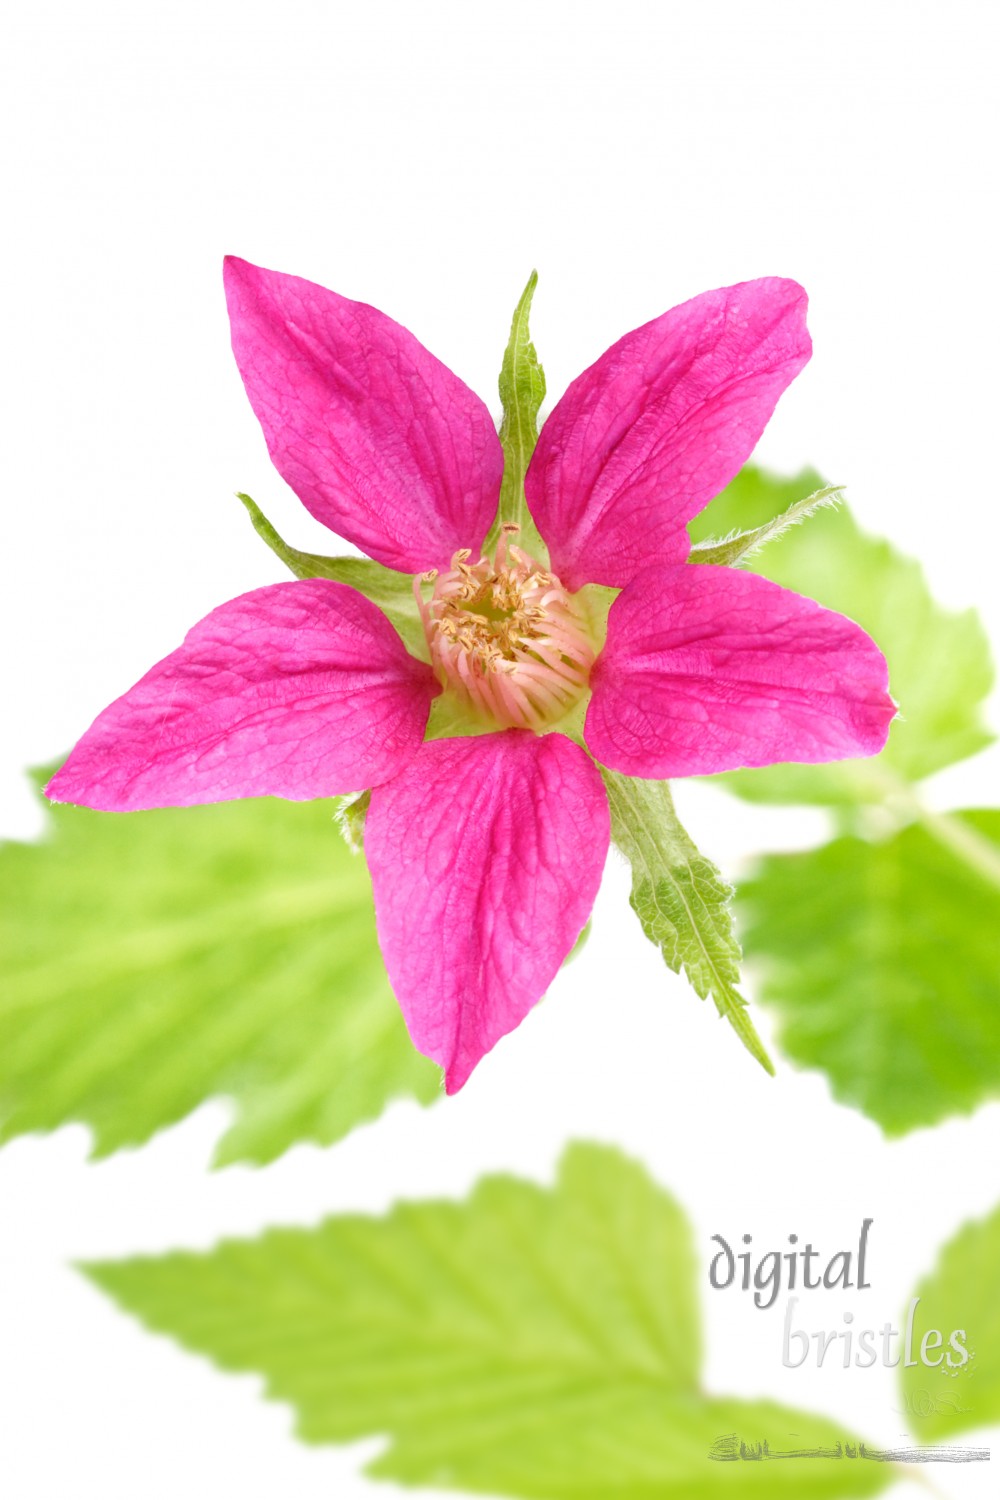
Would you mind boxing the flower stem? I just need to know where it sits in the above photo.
[864,766,1000,891]
[914,803,1000,889]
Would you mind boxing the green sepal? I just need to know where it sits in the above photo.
[563,918,592,966]
[484,272,548,559]
[689,482,843,567]
[333,789,371,852]
[601,770,774,1075]
[238,493,428,659]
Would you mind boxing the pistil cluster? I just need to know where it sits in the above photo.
[417,528,595,731]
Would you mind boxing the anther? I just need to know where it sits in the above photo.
[420,536,595,731]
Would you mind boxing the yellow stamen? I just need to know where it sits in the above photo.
[419,533,595,731]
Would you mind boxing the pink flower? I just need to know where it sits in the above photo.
[48,260,895,1091]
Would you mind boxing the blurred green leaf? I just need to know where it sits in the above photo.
[486,270,548,557]
[238,492,428,659]
[0,773,438,1166]
[602,771,774,1076]
[83,1142,891,1498]
[738,812,1000,1133]
[899,1201,1000,1442]
[689,467,994,802]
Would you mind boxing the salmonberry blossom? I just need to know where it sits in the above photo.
[49,259,896,1091]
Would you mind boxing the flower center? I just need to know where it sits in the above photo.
[416,527,595,731]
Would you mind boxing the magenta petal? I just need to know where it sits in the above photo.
[47,581,437,811]
[586,565,896,778]
[224,257,504,573]
[365,731,610,1092]
[525,279,811,590]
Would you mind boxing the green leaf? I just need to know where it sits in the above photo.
[83,1142,891,1499]
[689,467,995,801]
[601,771,774,1076]
[738,811,1000,1134]
[237,493,428,659]
[899,1200,1000,1441]
[0,771,439,1166]
[486,271,548,557]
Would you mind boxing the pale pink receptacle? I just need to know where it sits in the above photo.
[48,258,897,1089]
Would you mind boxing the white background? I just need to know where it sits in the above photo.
[2,2,999,1496]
